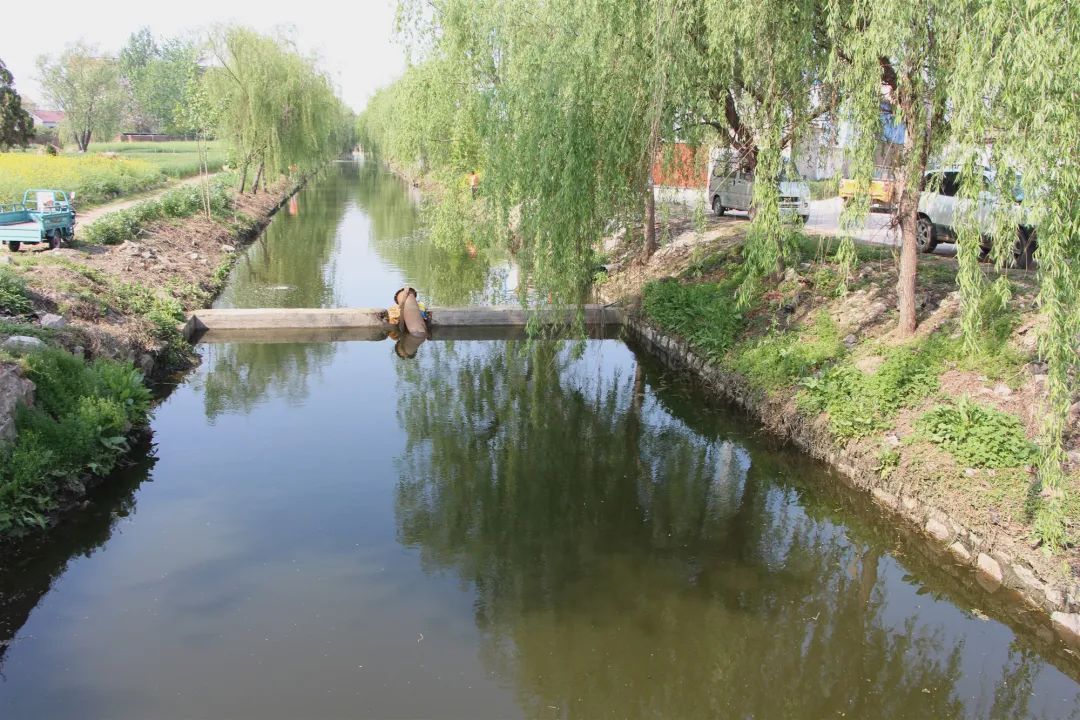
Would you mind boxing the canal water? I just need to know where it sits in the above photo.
[1,162,1078,719]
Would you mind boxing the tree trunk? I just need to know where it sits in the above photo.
[643,175,657,260]
[251,161,263,195]
[893,78,933,338]
[238,162,248,194]
[895,173,919,336]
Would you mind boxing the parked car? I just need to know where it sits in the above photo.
[839,165,897,212]
[916,167,1035,268]
[708,164,810,223]
[0,189,76,252]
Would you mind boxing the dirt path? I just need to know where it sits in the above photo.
[78,173,222,227]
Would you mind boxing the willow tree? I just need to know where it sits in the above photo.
[204,27,352,192]
[678,0,839,296]
[944,0,1080,547]
[826,0,959,336]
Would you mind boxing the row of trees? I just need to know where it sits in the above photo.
[359,0,1078,545]
[5,26,354,185]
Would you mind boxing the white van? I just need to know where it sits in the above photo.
[708,164,810,223]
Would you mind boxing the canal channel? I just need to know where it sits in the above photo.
[1,161,1078,719]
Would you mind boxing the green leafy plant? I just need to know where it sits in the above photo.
[0,347,152,536]
[916,396,1036,469]
[732,312,845,391]
[0,267,31,316]
[642,278,746,361]
[798,336,948,439]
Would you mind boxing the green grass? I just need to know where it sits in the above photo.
[0,347,151,535]
[84,173,235,246]
[797,335,950,439]
[642,277,745,361]
[83,141,228,178]
[11,255,190,367]
[732,312,846,391]
[0,267,32,316]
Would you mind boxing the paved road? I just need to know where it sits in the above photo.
[805,197,899,246]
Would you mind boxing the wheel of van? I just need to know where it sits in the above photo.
[8,242,20,253]
[48,232,61,250]
[916,217,937,254]
[1012,229,1036,270]
[712,196,725,217]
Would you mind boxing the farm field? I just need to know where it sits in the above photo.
[80,141,229,178]
[0,153,166,208]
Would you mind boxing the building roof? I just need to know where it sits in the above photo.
[32,110,65,124]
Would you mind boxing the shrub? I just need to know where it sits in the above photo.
[84,175,234,245]
[917,397,1036,468]
[0,267,32,316]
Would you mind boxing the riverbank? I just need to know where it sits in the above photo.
[0,174,305,539]
[600,221,1080,642]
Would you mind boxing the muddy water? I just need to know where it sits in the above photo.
[1,163,1079,719]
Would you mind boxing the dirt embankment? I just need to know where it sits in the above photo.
[3,177,301,377]
[600,217,1080,645]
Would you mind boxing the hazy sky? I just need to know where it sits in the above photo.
[1,0,407,113]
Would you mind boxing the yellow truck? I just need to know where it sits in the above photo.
[839,166,897,212]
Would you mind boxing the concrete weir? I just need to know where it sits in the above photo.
[182,304,625,343]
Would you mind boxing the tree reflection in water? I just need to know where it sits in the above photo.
[392,340,1073,719]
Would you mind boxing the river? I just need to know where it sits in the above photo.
[1,161,1078,719]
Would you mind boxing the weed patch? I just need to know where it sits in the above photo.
[798,336,949,438]
[642,278,745,361]
[732,312,845,391]
[916,396,1036,469]
[0,347,152,535]
[0,267,31,316]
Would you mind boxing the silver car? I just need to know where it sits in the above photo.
[708,165,810,223]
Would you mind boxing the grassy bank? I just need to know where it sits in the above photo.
[613,232,1078,570]
[0,153,166,207]
[0,175,301,539]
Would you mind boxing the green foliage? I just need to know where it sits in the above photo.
[0,347,151,535]
[0,58,34,149]
[917,397,1036,469]
[798,337,948,439]
[806,178,839,200]
[37,42,124,151]
[733,312,845,391]
[203,27,353,189]
[85,175,233,245]
[642,279,745,361]
[876,448,900,479]
[119,29,199,135]
[0,267,31,316]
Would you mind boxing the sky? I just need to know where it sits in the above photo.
[1,0,407,113]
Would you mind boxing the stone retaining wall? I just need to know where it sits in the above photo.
[624,312,1080,646]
